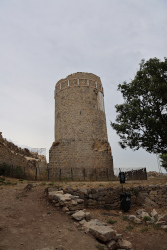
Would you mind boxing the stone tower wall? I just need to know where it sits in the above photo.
[49,72,114,181]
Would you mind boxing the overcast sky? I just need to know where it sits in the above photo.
[0,0,167,173]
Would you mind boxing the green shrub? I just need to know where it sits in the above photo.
[96,245,105,250]
[126,224,134,230]
[122,215,128,221]
[143,216,151,221]
[153,224,161,230]
[140,226,149,233]
[108,219,117,224]
[13,166,24,179]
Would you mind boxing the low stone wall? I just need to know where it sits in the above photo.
[63,184,167,209]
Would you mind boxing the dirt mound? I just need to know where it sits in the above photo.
[147,171,165,178]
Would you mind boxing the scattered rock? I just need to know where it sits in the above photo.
[161,225,167,229]
[128,215,136,221]
[24,183,35,192]
[151,209,158,218]
[107,240,117,250]
[72,210,85,221]
[89,225,117,242]
[158,214,167,222]
[118,239,132,249]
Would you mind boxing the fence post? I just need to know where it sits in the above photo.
[48,168,49,181]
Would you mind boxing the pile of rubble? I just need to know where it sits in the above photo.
[127,208,167,229]
[48,188,132,250]
[147,171,165,178]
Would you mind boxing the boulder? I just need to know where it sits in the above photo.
[85,212,91,221]
[155,221,166,225]
[118,239,132,249]
[128,215,136,221]
[89,225,117,242]
[107,240,118,250]
[151,209,158,218]
[134,218,142,224]
[136,209,146,216]
[158,214,167,222]
[140,211,150,219]
[82,219,107,232]
[72,210,86,221]
[161,225,167,229]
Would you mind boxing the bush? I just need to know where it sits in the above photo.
[13,166,24,179]
[108,219,117,224]
[143,216,151,221]
[0,163,11,176]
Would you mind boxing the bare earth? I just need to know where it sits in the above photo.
[0,181,98,250]
[0,178,167,250]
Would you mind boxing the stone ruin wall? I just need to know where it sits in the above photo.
[0,132,47,180]
[63,184,167,210]
[49,72,114,181]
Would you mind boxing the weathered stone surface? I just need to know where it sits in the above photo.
[107,240,117,250]
[62,207,69,212]
[85,212,91,221]
[72,210,85,221]
[82,219,107,232]
[144,197,158,207]
[136,209,146,215]
[161,225,167,229]
[115,234,123,240]
[49,72,114,181]
[89,225,117,242]
[151,209,158,217]
[158,214,167,222]
[134,217,142,224]
[118,239,132,249]
[155,221,166,225]
[128,215,136,221]
[139,211,150,219]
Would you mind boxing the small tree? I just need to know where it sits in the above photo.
[111,57,167,154]
[159,154,167,171]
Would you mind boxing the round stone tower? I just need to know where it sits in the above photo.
[49,72,114,181]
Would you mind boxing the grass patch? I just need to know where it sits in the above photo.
[96,245,105,250]
[108,219,117,224]
[140,226,149,233]
[49,182,54,186]
[122,215,128,221]
[126,224,134,230]
[104,206,110,211]
[153,224,161,230]
[143,216,151,221]
[41,182,46,186]
[22,194,28,197]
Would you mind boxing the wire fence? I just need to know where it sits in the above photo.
[114,167,147,180]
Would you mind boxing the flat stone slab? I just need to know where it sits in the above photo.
[89,225,117,242]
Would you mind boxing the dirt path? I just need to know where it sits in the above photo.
[1,178,167,250]
[0,183,98,250]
